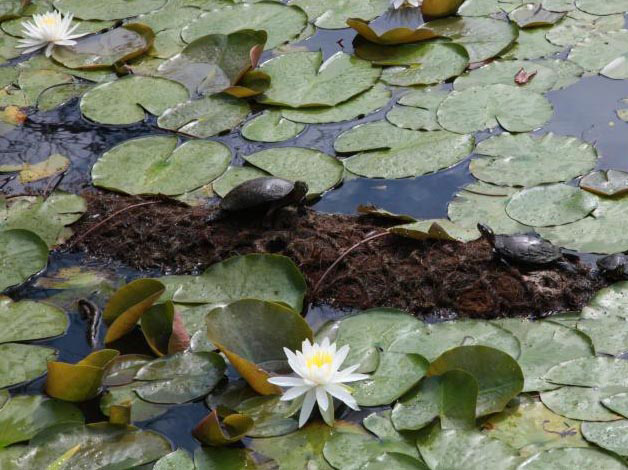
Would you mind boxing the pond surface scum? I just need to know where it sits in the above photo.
[2,0,628,468]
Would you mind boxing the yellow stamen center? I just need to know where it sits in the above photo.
[306,352,333,369]
[42,16,58,26]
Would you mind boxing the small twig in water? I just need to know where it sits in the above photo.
[312,230,391,296]
[68,200,160,249]
[42,171,66,199]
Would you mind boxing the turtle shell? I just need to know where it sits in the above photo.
[493,234,562,264]
[597,253,628,279]
[220,177,296,211]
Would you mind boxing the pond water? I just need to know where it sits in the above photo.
[3,4,628,467]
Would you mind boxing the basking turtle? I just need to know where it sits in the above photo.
[597,253,628,280]
[208,177,308,222]
[477,223,563,266]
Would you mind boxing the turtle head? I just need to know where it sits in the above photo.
[293,181,309,202]
[477,223,496,243]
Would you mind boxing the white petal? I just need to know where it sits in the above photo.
[299,390,316,428]
[281,385,311,401]
[332,345,350,370]
[45,43,54,57]
[326,384,359,410]
[316,386,329,411]
[267,376,307,387]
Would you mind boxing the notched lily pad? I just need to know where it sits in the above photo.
[241,110,304,143]
[0,229,48,292]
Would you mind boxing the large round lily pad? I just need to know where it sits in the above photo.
[81,76,189,125]
[0,229,48,292]
[501,27,562,61]
[282,83,391,124]
[54,0,167,20]
[470,133,598,187]
[289,0,389,29]
[244,147,343,197]
[0,343,57,388]
[0,298,67,344]
[518,448,628,470]
[537,196,628,254]
[582,420,628,457]
[156,94,250,138]
[256,51,380,108]
[505,184,598,227]
[453,60,560,93]
[92,136,230,196]
[568,30,628,73]
[51,24,154,70]
[241,110,304,143]
[335,121,473,179]
[541,385,626,421]
[426,16,519,63]
[575,0,628,15]
[437,84,553,134]
[386,87,448,131]
[181,2,307,49]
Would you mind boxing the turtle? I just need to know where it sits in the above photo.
[596,253,628,280]
[477,223,563,266]
[208,176,308,223]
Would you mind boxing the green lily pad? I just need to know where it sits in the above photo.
[242,110,304,142]
[289,0,389,29]
[545,356,628,388]
[536,58,585,89]
[496,319,593,392]
[426,16,519,63]
[386,87,447,131]
[505,184,598,227]
[15,68,74,106]
[161,253,307,310]
[103,355,153,387]
[134,351,226,404]
[0,343,57,388]
[100,383,169,422]
[157,94,250,138]
[470,133,598,187]
[502,27,563,60]
[581,169,628,197]
[428,345,524,417]
[0,229,48,292]
[12,422,172,469]
[356,40,469,86]
[454,60,559,93]
[353,351,429,406]
[37,82,93,111]
[541,386,626,421]
[448,183,529,235]
[581,282,628,319]
[568,30,628,73]
[575,317,628,356]
[53,0,168,20]
[390,219,480,242]
[181,2,307,49]
[157,30,267,96]
[256,51,380,108]
[154,450,195,470]
[0,192,86,248]
[0,395,83,447]
[335,121,473,179]
[323,413,422,470]
[546,14,625,47]
[482,396,587,457]
[51,24,154,70]
[391,377,440,431]
[417,423,521,470]
[537,196,628,254]
[236,395,299,437]
[194,447,259,470]
[389,319,521,362]
[0,298,67,344]
[362,453,429,470]
[603,392,628,418]
[582,420,628,457]
[92,136,230,196]
[244,147,344,197]
[205,299,312,395]
[575,0,628,15]
[518,448,628,470]
[282,83,391,124]
[211,166,270,198]
[437,84,553,134]
[509,3,565,27]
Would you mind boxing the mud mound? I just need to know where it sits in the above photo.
[67,191,603,319]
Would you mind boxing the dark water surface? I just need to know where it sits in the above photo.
[3,21,628,453]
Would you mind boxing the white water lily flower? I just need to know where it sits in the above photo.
[17,11,86,57]
[391,0,421,9]
[268,338,368,427]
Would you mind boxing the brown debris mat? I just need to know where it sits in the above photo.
[67,191,605,319]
